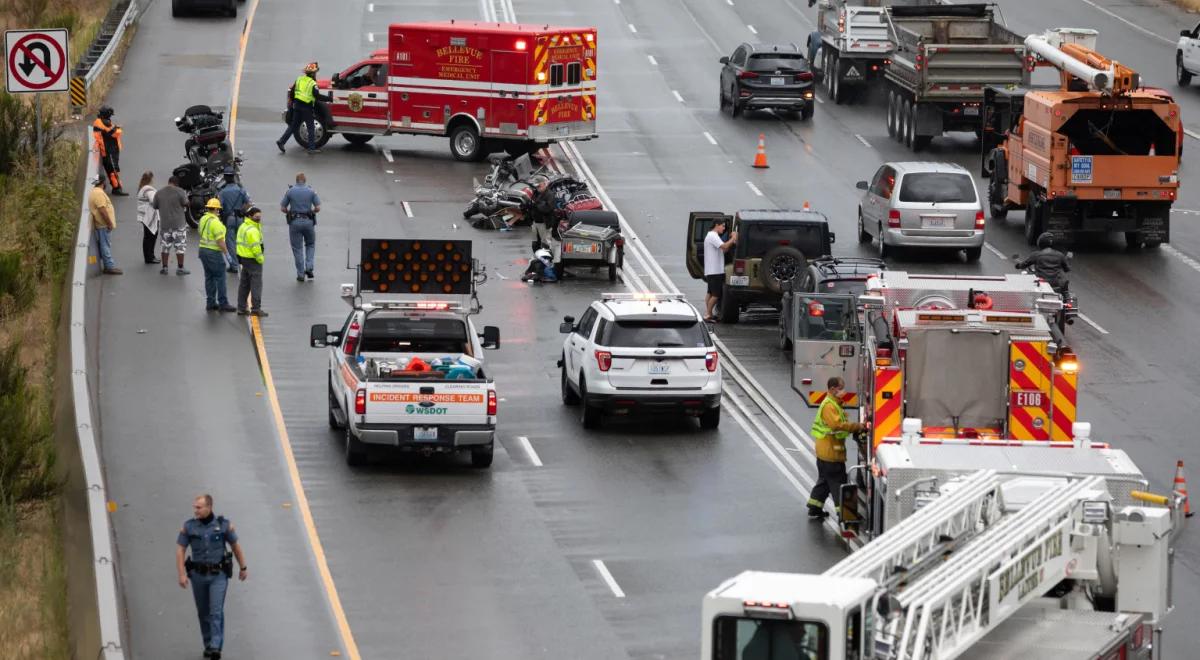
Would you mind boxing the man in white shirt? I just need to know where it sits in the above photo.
[703,218,737,321]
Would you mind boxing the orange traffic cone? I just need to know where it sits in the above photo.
[1149,143,1157,156]
[753,133,769,169]
[1174,460,1193,517]
[802,201,811,211]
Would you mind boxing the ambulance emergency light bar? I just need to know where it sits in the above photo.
[357,238,473,295]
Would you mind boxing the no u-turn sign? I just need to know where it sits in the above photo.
[5,29,69,94]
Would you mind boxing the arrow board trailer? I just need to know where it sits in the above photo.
[310,239,502,467]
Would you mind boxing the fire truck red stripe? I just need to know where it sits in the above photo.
[1009,367,1039,392]
[1052,407,1073,439]
[1055,375,1077,402]
[1014,341,1051,380]
[1011,406,1049,440]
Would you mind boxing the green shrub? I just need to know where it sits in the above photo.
[0,251,36,321]
[0,340,58,526]
[0,92,34,178]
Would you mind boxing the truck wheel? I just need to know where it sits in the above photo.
[344,427,367,467]
[858,211,871,244]
[328,379,343,429]
[699,407,721,430]
[913,134,931,151]
[1024,194,1045,246]
[1178,54,1193,86]
[988,151,1009,220]
[343,133,374,146]
[904,101,916,149]
[608,262,618,281]
[227,0,237,17]
[449,123,484,161]
[172,0,183,17]
[719,291,739,324]
[579,378,603,429]
[831,57,845,105]
[561,364,580,405]
[471,445,494,468]
[964,246,982,262]
[887,92,897,138]
[296,119,332,149]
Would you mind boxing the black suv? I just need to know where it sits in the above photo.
[686,209,835,323]
[779,256,885,350]
[719,43,815,119]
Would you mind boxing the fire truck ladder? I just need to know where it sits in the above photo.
[882,475,1105,660]
[826,470,1003,587]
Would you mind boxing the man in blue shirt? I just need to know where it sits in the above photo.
[216,168,250,273]
[280,172,321,282]
[176,494,247,660]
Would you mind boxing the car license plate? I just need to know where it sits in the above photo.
[729,275,750,286]
[413,427,438,442]
[1104,188,1120,199]
[963,106,980,116]
[557,125,571,135]
[921,216,951,228]
[770,77,786,86]
[567,241,596,254]
[648,363,670,375]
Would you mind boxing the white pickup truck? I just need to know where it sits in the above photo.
[309,238,501,467]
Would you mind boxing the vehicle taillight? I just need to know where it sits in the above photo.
[808,301,825,317]
[354,388,367,415]
[344,321,360,355]
[975,211,985,230]
[887,209,901,228]
[515,39,527,51]
[796,71,814,82]
[739,70,759,79]
[875,347,893,367]
[487,389,497,416]
[614,238,625,248]
[733,259,746,275]
[595,350,612,372]
[915,47,925,71]
[706,351,718,372]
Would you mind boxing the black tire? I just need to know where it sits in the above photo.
[965,246,982,262]
[1179,54,1193,86]
[831,56,845,105]
[172,0,183,17]
[471,445,494,468]
[343,133,374,146]
[327,378,342,429]
[699,407,721,430]
[887,92,897,138]
[227,0,237,17]
[988,150,1009,220]
[608,262,618,281]
[904,101,916,150]
[800,104,814,120]
[449,123,484,161]
[719,291,739,324]
[719,83,728,110]
[561,364,580,405]
[761,245,807,294]
[877,223,890,259]
[344,426,367,467]
[913,134,931,152]
[729,86,742,118]
[1024,194,1045,246]
[579,378,602,429]
[296,119,332,149]
[858,211,871,244]
[778,319,793,351]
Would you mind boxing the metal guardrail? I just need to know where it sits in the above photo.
[70,135,126,660]
[70,0,138,112]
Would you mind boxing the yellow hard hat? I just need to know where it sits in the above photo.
[304,61,319,74]
[205,198,222,209]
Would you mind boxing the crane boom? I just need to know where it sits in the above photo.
[1024,30,1139,94]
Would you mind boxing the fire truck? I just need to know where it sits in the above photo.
[704,449,1187,659]
[288,21,598,161]
[982,29,1182,248]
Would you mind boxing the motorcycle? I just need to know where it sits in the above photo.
[1012,254,1079,334]
[173,105,245,219]
[463,153,601,230]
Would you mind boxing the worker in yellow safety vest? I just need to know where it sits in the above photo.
[198,198,236,313]
[807,376,866,520]
[276,62,328,154]
[235,206,267,317]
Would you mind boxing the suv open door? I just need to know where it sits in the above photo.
[685,212,733,279]
[788,293,861,410]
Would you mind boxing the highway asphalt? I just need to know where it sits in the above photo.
[89,0,1199,657]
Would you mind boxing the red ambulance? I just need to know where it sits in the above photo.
[289,21,598,161]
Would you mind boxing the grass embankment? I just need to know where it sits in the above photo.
[0,0,127,656]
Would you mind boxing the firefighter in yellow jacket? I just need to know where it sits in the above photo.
[807,377,866,520]
[92,106,127,196]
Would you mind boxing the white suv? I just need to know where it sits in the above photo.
[558,293,722,429]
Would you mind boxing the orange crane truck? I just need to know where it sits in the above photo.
[981,29,1182,248]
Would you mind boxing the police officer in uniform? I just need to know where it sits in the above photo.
[176,494,247,659]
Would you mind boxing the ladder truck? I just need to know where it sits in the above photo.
[703,465,1186,659]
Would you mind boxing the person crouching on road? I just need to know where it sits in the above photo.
[521,248,558,283]
[807,377,867,520]
[216,167,250,274]
[197,198,237,313]
[281,172,320,282]
[703,217,736,323]
[176,493,247,660]
[236,206,268,317]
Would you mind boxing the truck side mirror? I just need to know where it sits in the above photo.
[855,180,869,190]
[1183,29,1192,37]
[332,72,341,83]
[481,325,501,349]
[310,324,330,348]
[719,56,730,65]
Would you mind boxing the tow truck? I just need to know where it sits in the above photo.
[982,29,1182,248]
[289,21,598,161]
[309,239,501,467]
[704,449,1186,659]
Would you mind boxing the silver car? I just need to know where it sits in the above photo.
[855,162,985,262]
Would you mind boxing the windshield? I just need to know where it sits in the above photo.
[712,616,827,660]
[749,54,806,71]
[795,295,858,341]
[818,278,870,295]
[599,320,712,348]
[359,317,468,353]
[741,223,821,257]
[897,172,977,204]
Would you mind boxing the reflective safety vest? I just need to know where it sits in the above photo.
[236,218,264,264]
[811,395,849,463]
[198,212,225,251]
[293,75,317,105]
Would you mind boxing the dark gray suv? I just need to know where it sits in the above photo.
[719,43,815,119]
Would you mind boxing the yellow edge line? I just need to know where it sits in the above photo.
[232,1,360,656]
[251,317,361,660]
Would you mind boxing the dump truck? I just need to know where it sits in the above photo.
[982,29,1182,248]
[883,3,1028,150]
[812,0,896,104]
